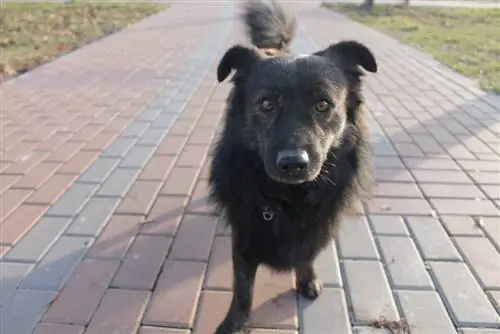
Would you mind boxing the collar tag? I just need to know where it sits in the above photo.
[262,207,274,221]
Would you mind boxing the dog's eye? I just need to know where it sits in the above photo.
[316,100,330,112]
[261,99,274,111]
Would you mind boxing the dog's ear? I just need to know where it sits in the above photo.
[316,40,377,73]
[217,44,262,83]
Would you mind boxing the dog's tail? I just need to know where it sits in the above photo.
[242,0,296,53]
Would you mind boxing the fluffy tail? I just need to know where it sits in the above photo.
[242,0,296,52]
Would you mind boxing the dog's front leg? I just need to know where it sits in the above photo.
[295,260,323,300]
[215,245,258,334]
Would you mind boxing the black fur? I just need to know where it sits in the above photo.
[209,1,377,333]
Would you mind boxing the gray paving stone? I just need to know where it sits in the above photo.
[429,261,500,327]
[65,197,120,236]
[149,97,173,108]
[480,217,500,251]
[137,128,168,146]
[101,137,138,158]
[96,167,141,197]
[298,288,351,334]
[136,107,162,122]
[78,157,120,184]
[4,217,72,263]
[377,236,433,289]
[0,262,33,305]
[396,290,456,334]
[20,236,93,290]
[150,113,176,129]
[121,120,151,138]
[338,216,379,260]
[46,183,99,217]
[489,291,500,313]
[119,145,156,168]
[0,289,56,334]
[314,240,342,288]
[342,260,399,324]
[164,100,188,114]
[441,216,484,236]
[406,216,462,261]
[369,215,409,236]
[454,237,500,289]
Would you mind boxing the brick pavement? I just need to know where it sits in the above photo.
[1,1,499,334]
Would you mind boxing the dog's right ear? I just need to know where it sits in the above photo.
[217,44,262,83]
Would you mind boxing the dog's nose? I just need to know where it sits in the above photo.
[276,149,310,172]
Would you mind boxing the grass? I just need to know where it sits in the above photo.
[0,2,165,82]
[324,4,500,93]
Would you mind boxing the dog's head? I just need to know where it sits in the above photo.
[217,40,377,185]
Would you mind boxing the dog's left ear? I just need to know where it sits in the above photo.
[316,40,377,73]
[217,44,262,83]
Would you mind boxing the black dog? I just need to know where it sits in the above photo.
[209,1,377,332]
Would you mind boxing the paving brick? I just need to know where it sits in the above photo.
[87,215,141,260]
[429,261,500,326]
[0,262,33,305]
[440,216,483,236]
[406,216,462,261]
[369,215,409,236]
[82,131,118,152]
[0,289,56,334]
[430,198,500,216]
[139,327,190,334]
[3,150,49,175]
[205,236,232,290]
[458,160,500,172]
[468,171,500,185]
[33,323,85,334]
[142,196,188,236]
[374,182,422,198]
[396,290,455,334]
[0,188,34,220]
[42,258,120,325]
[194,290,231,333]
[337,216,379,260]
[85,289,150,334]
[489,290,500,313]
[169,214,217,261]
[482,185,500,199]
[176,144,208,167]
[420,183,487,199]
[46,182,99,217]
[138,155,175,181]
[412,170,472,184]
[354,328,391,334]
[101,137,138,158]
[26,174,78,205]
[143,260,205,327]
[20,236,93,290]
[111,235,171,290]
[342,260,399,324]
[186,179,215,214]
[12,162,61,189]
[3,216,71,262]
[96,167,141,197]
[121,121,151,138]
[377,236,433,289]
[56,150,98,174]
[65,197,120,236]
[374,169,414,183]
[160,166,200,196]
[298,288,351,334]
[169,119,195,136]
[156,135,187,156]
[374,157,405,169]
[460,330,500,334]
[115,180,163,216]
[480,217,500,250]
[78,157,120,184]
[367,198,432,215]
[120,145,157,169]
[315,240,343,288]
[403,157,460,171]
[0,203,48,245]
[454,237,500,289]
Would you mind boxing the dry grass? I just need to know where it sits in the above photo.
[0,2,165,82]
[324,4,500,93]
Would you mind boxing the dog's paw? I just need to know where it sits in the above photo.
[297,278,324,300]
[214,322,249,334]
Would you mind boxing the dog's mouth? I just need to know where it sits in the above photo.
[265,165,322,185]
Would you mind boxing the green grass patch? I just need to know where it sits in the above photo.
[324,3,500,93]
[0,2,165,82]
